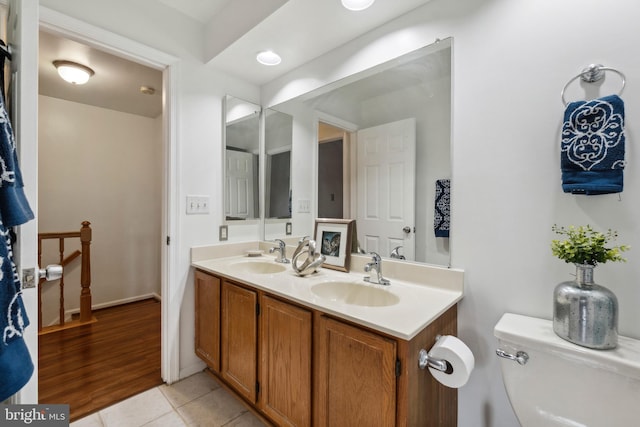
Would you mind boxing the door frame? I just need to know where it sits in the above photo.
[38,5,181,383]
[313,112,358,221]
[17,5,180,402]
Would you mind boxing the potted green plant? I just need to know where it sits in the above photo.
[551,224,630,350]
[551,224,629,266]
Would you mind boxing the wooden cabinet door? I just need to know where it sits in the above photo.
[194,270,220,372]
[315,315,397,427]
[259,296,312,427]
[221,280,258,403]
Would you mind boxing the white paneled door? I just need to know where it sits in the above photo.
[356,118,416,261]
[225,150,256,219]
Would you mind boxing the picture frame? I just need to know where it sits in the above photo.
[314,218,355,272]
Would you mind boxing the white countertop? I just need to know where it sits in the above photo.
[192,253,463,340]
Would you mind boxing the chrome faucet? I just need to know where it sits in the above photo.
[364,252,390,285]
[269,239,290,263]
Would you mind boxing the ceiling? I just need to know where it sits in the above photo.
[154,0,232,24]
[39,30,163,118]
[38,0,432,117]
[204,0,433,85]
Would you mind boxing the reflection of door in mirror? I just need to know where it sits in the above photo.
[356,118,416,261]
[265,109,293,220]
[224,96,260,220]
[225,148,257,219]
[317,122,348,219]
[317,120,416,260]
[266,151,290,217]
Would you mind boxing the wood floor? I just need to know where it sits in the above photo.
[38,298,163,421]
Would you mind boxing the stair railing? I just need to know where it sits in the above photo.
[37,221,92,332]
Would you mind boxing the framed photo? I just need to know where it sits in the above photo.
[314,218,355,272]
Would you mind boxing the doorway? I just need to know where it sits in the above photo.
[36,29,164,413]
[317,121,351,219]
[8,4,179,403]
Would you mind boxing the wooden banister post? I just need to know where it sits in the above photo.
[79,221,92,322]
[59,237,65,326]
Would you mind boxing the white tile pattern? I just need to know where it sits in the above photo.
[70,371,267,427]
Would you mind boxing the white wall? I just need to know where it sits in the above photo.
[264,0,640,425]
[38,95,162,324]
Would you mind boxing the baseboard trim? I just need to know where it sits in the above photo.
[178,361,207,384]
[64,293,162,317]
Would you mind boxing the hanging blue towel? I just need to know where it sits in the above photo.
[0,330,33,401]
[434,179,450,238]
[0,220,33,401]
[561,94,625,195]
[0,91,34,226]
[0,75,34,401]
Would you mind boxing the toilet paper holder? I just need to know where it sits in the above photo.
[418,335,454,374]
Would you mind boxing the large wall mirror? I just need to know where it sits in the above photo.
[266,38,452,267]
[224,95,260,221]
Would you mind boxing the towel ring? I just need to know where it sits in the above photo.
[561,64,626,106]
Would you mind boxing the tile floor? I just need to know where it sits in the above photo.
[70,371,267,427]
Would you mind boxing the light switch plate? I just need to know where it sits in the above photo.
[186,195,210,214]
[298,199,310,213]
[286,222,292,235]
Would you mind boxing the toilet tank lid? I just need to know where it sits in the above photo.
[494,313,640,380]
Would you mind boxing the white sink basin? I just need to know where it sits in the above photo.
[230,260,287,274]
[311,281,399,307]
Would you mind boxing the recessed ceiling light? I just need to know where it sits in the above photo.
[256,50,282,66]
[341,0,375,11]
[53,60,94,85]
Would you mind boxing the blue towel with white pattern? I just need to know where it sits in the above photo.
[0,82,34,401]
[561,94,625,195]
[0,88,34,226]
[434,179,450,238]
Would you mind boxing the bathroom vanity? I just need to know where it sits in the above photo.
[192,243,463,426]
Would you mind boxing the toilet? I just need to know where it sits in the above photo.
[494,313,640,427]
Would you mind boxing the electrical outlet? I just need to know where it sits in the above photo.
[219,225,228,241]
[186,195,210,214]
[286,222,292,235]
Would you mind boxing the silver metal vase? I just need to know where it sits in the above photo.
[553,264,618,349]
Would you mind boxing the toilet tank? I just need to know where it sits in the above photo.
[494,313,640,427]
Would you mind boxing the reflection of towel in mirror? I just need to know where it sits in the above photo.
[434,179,450,238]
[561,94,625,195]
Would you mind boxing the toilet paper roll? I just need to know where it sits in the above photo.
[428,335,475,388]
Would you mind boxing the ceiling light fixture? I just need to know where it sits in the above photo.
[341,0,375,11]
[140,86,156,95]
[256,50,282,66]
[53,60,95,85]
